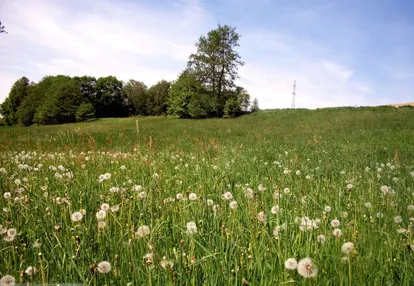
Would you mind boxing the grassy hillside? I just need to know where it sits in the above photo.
[0,106,413,285]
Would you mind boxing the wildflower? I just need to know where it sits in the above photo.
[101,203,110,211]
[347,184,353,189]
[341,242,355,255]
[33,241,42,248]
[120,165,126,170]
[341,257,349,264]
[365,202,372,208]
[342,212,349,218]
[229,201,238,210]
[285,258,298,270]
[186,222,197,234]
[397,228,406,233]
[98,221,107,229]
[376,212,384,219]
[25,266,37,276]
[160,258,174,269]
[381,185,389,195]
[138,192,147,199]
[317,234,326,244]
[212,204,220,214]
[271,205,280,214]
[330,219,340,227]
[143,253,153,265]
[96,210,107,220]
[0,275,15,285]
[333,229,342,237]
[296,170,301,175]
[132,185,143,191]
[394,216,402,223]
[245,188,254,199]
[188,193,197,201]
[283,188,290,194]
[408,205,414,211]
[301,196,307,204]
[257,211,266,222]
[71,212,83,222]
[97,261,111,274]
[324,206,332,213]
[176,193,183,200]
[152,173,159,180]
[258,184,266,191]
[297,258,318,278]
[103,173,111,180]
[3,192,11,199]
[299,216,313,232]
[110,205,120,212]
[135,225,150,238]
[222,192,233,200]
[206,199,214,206]
[109,187,119,193]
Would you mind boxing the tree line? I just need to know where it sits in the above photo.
[0,24,259,126]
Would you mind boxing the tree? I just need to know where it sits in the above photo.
[146,80,171,115]
[167,70,205,118]
[33,77,83,125]
[94,76,129,118]
[16,76,62,126]
[0,21,7,34]
[251,98,259,113]
[76,103,96,122]
[0,77,30,125]
[188,24,244,116]
[123,80,148,115]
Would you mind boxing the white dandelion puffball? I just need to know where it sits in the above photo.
[365,202,372,208]
[258,184,266,191]
[394,216,402,223]
[136,225,151,238]
[257,211,266,222]
[186,221,197,234]
[188,193,197,200]
[160,259,174,269]
[176,193,183,200]
[333,228,342,237]
[341,242,355,255]
[330,219,340,227]
[97,261,111,274]
[206,199,214,206]
[98,221,107,229]
[103,173,111,180]
[347,184,353,189]
[341,257,349,264]
[96,210,107,220]
[271,205,280,214]
[100,203,110,211]
[324,206,332,213]
[3,192,11,199]
[317,234,326,244]
[222,192,233,200]
[297,258,318,278]
[285,258,298,270]
[229,201,238,209]
[71,212,83,222]
[283,188,290,194]
[6,228,17,237]
[0,275,16,286]
[138,191,147,199]
[408,205,414,211]
[25,266,37,276]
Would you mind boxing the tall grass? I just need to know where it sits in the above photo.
[0,107,413,285]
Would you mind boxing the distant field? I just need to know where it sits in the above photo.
[1,106,414,285]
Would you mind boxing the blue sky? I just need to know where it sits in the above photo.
[0,0,413,108]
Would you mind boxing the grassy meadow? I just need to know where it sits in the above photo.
[1,106,414,285]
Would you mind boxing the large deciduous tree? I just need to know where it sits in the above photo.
[123,80,148,116]
[0,77,30,125]
[188,24,244,116]
[146,80,171,115]
[94,76,129,118]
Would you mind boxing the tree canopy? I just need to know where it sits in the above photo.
[0,23,258,126]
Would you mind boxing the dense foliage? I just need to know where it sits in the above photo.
[0,24,257,126]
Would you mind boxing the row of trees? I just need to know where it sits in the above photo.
[0,24,259,126]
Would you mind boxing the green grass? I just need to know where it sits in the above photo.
[1,106,414,285]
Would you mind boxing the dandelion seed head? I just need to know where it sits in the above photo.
[333,228,342,237]
[271,205,280,214]
[284,258,298,270]
[330,219,340,227]
[394,216,402,223]
[317,234,326,244]
[135,225,150,238]
[341,242,355,255]
[71,211,83,222]
[186,221,197,234]
[100,203,110,211]
[188,193,197,201]
[257,211,266,222]
[324,206,332,213]
[96,210,107,220]
[258,184,266,192]
[222,192,233,200]
[97,261,111,274]
[365,202,372,208]
[297,258,318,278]
[25,266,37,276]
[206,199,214,206]
[229,201,238,210]
[0,275,15,286]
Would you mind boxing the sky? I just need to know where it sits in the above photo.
[0,0,413,109]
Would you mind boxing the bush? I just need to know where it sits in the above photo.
[76,103,96,122]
